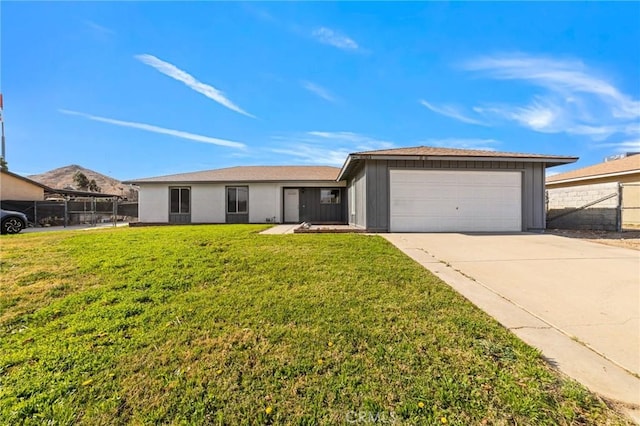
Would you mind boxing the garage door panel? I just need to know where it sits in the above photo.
[390,170,522,232]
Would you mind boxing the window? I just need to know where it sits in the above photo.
[320,189,341,204]
[227,186,248,213]
[170,187,190,214]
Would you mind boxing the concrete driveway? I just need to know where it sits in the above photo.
[383,233,640,415]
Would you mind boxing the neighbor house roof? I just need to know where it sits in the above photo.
[338,146,578,181]
[1,169,51,190]
[546,154,640,185]
[45,188,122,198]
[123,166,341,184]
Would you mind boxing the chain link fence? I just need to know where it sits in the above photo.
[1,199,138,227]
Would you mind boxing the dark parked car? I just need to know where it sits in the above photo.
[1,209,28,234]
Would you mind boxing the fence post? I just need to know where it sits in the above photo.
[33,201,37,227]
[617,183,623,232]
[64,198,68,227]
[92,198,96,227]
[113,197,117,227]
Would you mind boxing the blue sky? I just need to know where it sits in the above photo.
[2,2,639,180]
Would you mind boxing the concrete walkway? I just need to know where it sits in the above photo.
[259,224,298,234]
[383,233,640,420]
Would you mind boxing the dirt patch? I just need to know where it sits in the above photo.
[547,229,640,251]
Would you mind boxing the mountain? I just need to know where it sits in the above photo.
[28,165,138,200]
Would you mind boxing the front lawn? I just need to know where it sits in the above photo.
[0,225,629,424]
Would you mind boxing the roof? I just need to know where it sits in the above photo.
[338,146,578,181]
[123,166,342,184]
[352,146,577,159]
[45,188,122,198]
[546,154,640,185]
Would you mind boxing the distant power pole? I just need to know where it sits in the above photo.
[0,93,5,161]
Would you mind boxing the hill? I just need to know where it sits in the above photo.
[29,165,138,200]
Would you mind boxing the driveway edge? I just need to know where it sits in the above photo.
[382,234,640,423]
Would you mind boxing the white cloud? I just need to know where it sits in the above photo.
[59,109,246,149]
[465,54,640,119]
[271,146,350,166]
[462,53,640,141]
[417,138,500,151]
[594,139,640,152]
[419,100,487,126]
[305,131,395,151]
[474,98,562,132]
[83,20,115,36]
[312,27,359,50]
[301,81,337,102]
[270,131,395,166]
[135,54,255,118]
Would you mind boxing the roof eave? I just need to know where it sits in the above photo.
[546,169,640,185]
[123,178,343,185]
[339,154,577,176]
[336,156,354,181]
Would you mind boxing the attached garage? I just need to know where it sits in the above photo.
[339,146,577,233]
[389,170,522,232]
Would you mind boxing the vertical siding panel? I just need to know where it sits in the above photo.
[366,161,376,229]
[532,163,545,230]
[521,164,533,230]
[366,160,390,231]
[356,165,366,227]
[380,161,389,231]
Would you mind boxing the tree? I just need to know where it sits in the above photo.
[88,179,101,193]
[0,156,8,172]
[73,171,89,190]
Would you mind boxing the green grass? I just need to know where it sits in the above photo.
[0,225,630,425]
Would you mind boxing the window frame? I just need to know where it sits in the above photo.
[169,186,191,214]
[320,188,341,205]
[226,186,249,214]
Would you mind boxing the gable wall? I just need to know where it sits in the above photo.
[363,159,547,232]
[0,173,45,201]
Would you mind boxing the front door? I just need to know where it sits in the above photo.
[284,188,299,223]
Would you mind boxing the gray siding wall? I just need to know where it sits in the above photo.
[363,159,547,232]
[226,213,249,223]
[169,213,191,224]
[299,187,347,223]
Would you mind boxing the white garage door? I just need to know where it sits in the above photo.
[390,170,522,232]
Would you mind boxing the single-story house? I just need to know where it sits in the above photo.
[125,146,577,232]
[0,169,49,201]
[123,166,347,225]
[546,154,640,230]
